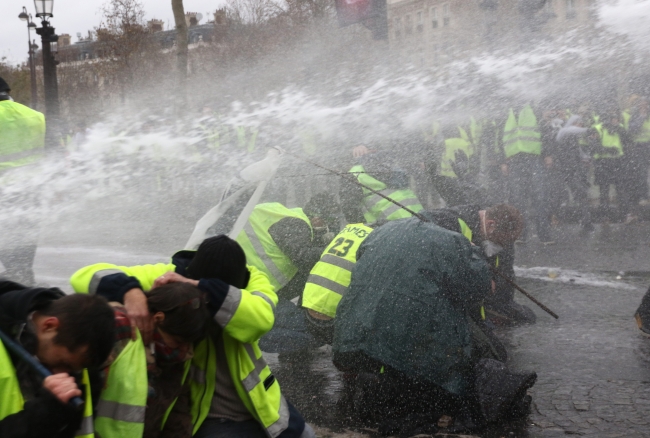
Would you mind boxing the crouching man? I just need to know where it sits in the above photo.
[70,235,315,438]
[0,280,116,438]
[332,218,536,435]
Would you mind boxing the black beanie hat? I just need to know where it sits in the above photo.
[0,77,10,93]
[0,78,11,93]
[186,235,250,288]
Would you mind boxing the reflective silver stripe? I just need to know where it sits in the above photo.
[96,399,145,423]
[267,396,290,438]
[320,254,355,271]
[0,147,43,163]
[244,222,289,287]
[518,125,539,131]
[190,364,206,384]
[242,343,269,392]
[75,415,93,436]
[215,286,242,328]
[306,274,348,296]
[89,269,124,294]
[251,291,276,311]
[363,189,398,210]
[380,198,421,219]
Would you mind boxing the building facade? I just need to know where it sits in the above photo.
[387,0,599,67]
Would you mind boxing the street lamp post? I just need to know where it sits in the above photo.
[34,0,60,147]
[18,7,38,109]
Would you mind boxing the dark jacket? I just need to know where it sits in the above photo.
[0,280,84,438]
[333,219,491,396]
[268,217,323,300]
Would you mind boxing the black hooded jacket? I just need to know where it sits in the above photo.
[0,280,84,438]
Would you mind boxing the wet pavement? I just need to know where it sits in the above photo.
[20,204,650,437]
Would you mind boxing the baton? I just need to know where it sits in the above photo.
[0,328,84,408]
[491,268,559,319]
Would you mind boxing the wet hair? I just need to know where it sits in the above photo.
[485,204,524,246]
[147,282,209,343]
[186,235,250,288]
[41,294,116,369]
[304,192,339,220]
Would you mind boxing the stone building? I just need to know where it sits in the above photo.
[387,0,599,67]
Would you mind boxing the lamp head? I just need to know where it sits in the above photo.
[19,8,29,21]
[34,0,54,19]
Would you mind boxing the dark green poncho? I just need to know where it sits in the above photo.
[332,218,491,396]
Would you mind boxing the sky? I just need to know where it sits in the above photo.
[1,0,226,65]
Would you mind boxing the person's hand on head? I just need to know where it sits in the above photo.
[124,288,153,343]
[153,272,199,289]
[44,373,82,405]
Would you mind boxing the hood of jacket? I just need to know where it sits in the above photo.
[0,280,65,337]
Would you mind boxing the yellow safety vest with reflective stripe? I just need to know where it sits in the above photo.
[188,334,288,437]
[70,262,284,436]
[95,331,148,438]
[0,100,45,171]
[302,223,373,318]
[503,105,541,158]
[593,124,623,159]
[622,110,650,143]
[0,339,95,437]
[187,269,288,437]
[440,136,473,178]
[349,165,423,223]
[235,203,312,291]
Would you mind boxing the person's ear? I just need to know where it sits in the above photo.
[40,316,60,334]
[485,219,497,235]
[152,312,165,325]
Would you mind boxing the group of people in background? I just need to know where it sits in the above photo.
[424,95,650,244]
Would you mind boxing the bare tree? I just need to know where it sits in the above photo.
[171,0,188,107]
[95,0,152,101]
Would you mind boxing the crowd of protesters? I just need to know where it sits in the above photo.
[419,95,650,244]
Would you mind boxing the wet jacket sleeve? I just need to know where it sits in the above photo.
[268,217,322,272]
[70,262,175,300]
[198,265,277,344]
[0,388,83,438]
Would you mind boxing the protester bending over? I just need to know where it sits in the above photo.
[0,280,115,438]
